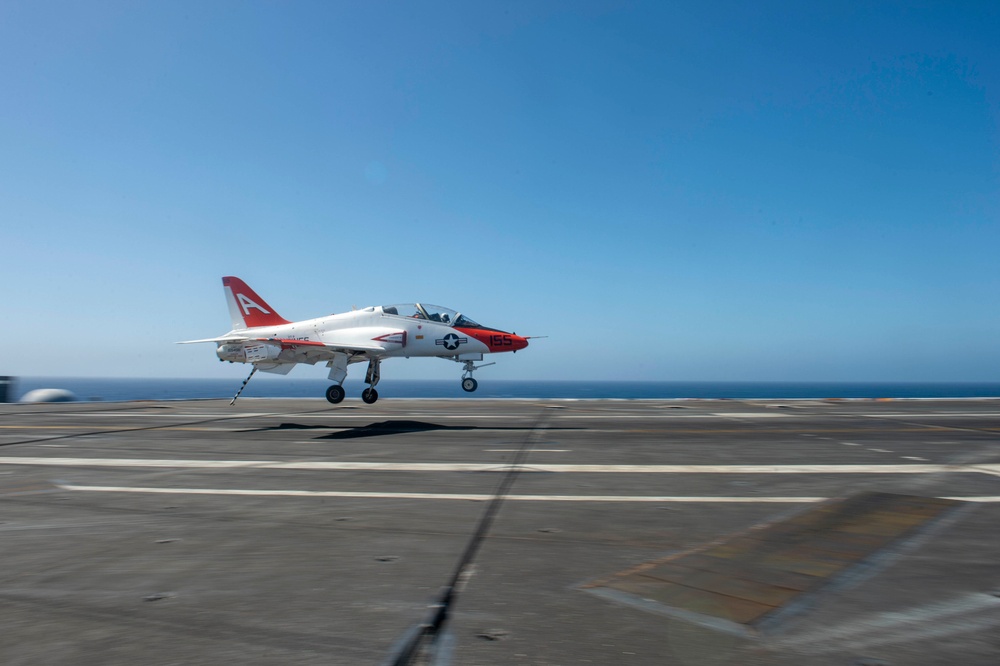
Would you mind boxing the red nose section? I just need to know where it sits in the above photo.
[456,328,529,353]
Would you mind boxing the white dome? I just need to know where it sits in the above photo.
[19,388,77,403]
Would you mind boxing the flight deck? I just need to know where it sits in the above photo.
[0,398,998,665]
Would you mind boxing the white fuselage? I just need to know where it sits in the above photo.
[215,306,490,367]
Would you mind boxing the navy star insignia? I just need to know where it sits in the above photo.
[436,333,468,351]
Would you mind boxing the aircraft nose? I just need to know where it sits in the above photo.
[455,327,530,353]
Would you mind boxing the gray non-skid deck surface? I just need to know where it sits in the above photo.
[0,398,998,665]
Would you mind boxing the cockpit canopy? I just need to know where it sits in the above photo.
[380,303,481,328]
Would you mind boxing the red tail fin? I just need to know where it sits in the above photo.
[222,276,290,330]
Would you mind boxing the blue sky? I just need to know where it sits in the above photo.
[1,1,997,381]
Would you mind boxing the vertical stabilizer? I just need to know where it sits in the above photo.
[222,276,291,330]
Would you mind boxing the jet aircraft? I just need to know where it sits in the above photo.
[180,276,530,404]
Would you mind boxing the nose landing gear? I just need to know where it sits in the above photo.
[460,359,494,393]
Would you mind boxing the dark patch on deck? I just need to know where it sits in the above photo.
[584,492,964,636]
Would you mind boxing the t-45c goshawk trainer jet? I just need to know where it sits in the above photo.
[180,276,531,405]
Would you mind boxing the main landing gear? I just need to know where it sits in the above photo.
[325,385,345,404]
[362,358,380,403]
[325,359,381,404]
[460,359,495,393]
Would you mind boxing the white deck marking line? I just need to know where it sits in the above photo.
[485,449,570,452]
[49,485,820,501]
[52,484,1000,503]
[5,458,1000,476]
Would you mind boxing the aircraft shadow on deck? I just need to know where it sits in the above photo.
[241,420,582,440]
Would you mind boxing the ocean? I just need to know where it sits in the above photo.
[7,377,1000,402]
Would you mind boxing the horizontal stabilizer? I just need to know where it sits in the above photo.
[177,336,249,345]
[178,336,387,356]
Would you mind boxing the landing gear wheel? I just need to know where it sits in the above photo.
[325,385,346,404]
[461,377,478,393]
[361,388,379,404]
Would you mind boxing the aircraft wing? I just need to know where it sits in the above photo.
[259,338,387,355]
